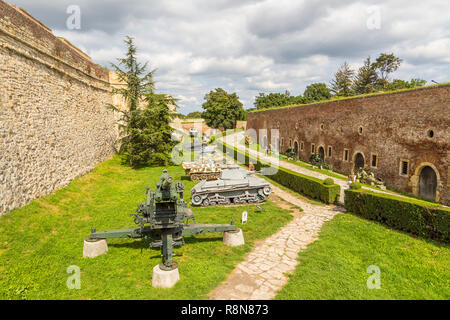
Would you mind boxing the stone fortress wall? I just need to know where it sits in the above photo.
[0,1,123,214]
[247,85,450,205]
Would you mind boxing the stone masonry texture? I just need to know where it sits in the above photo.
[0,1,119,213]
[247,86,450,205]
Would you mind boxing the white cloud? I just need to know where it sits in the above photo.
[10,0,450,113]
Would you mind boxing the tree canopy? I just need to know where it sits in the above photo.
[202,88,246,130]
[303,83,331,102]
[254,91,305,109]
[186,111,203,118]
[372,53,403,86]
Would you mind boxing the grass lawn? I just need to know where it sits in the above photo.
[275,213,450,300]
[0,155,292,300]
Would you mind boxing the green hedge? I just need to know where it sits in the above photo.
[345,189,450,242]
[218,139,340,204]
[349,182,362,189]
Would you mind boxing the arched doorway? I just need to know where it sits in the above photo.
[318,146,325,161]
[275,138,279,152]
[419,166,437,200]
[354,153,365,170]
[293,141,298,154]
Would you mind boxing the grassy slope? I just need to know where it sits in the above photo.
[0,155,292,300]
[275,213,450,300]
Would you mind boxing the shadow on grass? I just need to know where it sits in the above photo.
[107,235,225,249]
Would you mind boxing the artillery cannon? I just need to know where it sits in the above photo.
[86,169,240,282]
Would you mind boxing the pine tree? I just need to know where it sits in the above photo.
[353,57,378,95]
[330,62,355,97]
[107,36,175,167]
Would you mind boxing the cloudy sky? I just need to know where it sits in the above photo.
[9,0,450,114]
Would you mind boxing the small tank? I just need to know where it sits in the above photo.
[183,160,222,181]
[190,165,272,206]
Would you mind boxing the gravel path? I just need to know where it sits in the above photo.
[209,184,343,300]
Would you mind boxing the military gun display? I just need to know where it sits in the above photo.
[87,169,238,271]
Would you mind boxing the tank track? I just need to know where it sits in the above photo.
[192,186,272,207]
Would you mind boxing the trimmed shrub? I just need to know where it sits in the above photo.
[219,140,341,204]
[323,178,334,185]
[349,182,362,189]
[345,189,450,242]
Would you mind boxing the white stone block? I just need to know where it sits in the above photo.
[83,239,108,258]
[152,265,180,288]
[223,228,245,246]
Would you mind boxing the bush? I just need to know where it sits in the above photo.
[349,182,362,189]
[345,189,450,242]
[323,178,334,185]
[270,167,341,204]
[220,141,341,204]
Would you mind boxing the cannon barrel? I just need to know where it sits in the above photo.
[160,175,173,190]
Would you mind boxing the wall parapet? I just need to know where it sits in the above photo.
[0,1,110,89]
[249,83,450,115]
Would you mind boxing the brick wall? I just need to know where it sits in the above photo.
[0,1,119,213]
[247,85,450,205]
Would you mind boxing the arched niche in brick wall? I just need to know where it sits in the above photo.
[410,162,441,202]
[317,145,325,161]
[351,151,366,174]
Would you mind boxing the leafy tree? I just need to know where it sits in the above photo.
[202,88,246,130]
[186,111,203,118]
[254,91,305,109]
[108,36,175,167]
[372,53,403,88]
[303,83,331,102]
[353,57,379,95]
[330,62,355,97]
[385,78,427,91]
[409,78,427,87]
